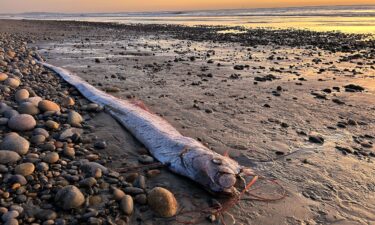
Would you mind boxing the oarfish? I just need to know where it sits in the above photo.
[39,61,251,195]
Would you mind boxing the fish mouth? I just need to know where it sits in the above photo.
[218,173,237,189]
[213,167,257,196]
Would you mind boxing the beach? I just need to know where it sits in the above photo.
[0,19,374,225]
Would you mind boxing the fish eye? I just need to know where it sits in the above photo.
[212,158,222,165]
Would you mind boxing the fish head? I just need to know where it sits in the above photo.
[194,152,245,195]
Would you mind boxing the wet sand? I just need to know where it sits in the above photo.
[1,19,374,225]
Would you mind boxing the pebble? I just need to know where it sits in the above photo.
[308,133,325,144]
[0,103,11,114]
[67,110,83,127]
[30,134,46,144]
[88,195,103,206]
[27,96,42,106]
[2,210,19,221]
[63,146,75,158]
[113,188,126,200]
[33,128,49,138]
[147,187,178,218]
[85,103,100,112]
[15,89,29,102]
[138,155,154,164]
[59,128,83,141]
[18,102,40,115]
[134,194,147,205]
[7,174,27,185]
[0,117,9,125]
[62,96,75,106]
[4,219,19,225]
[0,133,30,155]
[134,175,146,189]
[124,187,144,195]
[43,152,59,164]
[120,195,134,215]
[38,100,60,112]
[344,84,365,92]
[0,72,8,81]
[45,120,59,130]
[41,142,56,151]
[0,151,21,164]
[55,185,85,210]
[88,218,102,225]
[0,165,8,172]
[80,161,109,176]
[94,141,107,149]
[79,177,97,187]
[3,109,19,119]
[5,78,20,88]
[36,209,57,221]
[146,169,161,177]
[8,114,36,131]
[9,205,23,214]
[55,219,66,225]
[36,162,49,172]
[14,163,35,176]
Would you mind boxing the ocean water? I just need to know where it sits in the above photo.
[1,5,375,34]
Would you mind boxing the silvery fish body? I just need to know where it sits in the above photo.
[40,62,244,194]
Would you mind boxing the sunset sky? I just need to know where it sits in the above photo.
[1,0,374,13]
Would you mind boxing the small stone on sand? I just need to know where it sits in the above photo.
[8,114,36,131]
[147,187,178,218]
[38,100,60,112]
[55,185,85,210]
[0,133,30,155]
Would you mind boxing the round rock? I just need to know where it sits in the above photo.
[0,151,21,164]
[148,187,178,218]
[62,96,75,106]
[79,177,97,188]
[0,133,30,155]
[120,195,134,215]
[15,89,29,103]
[2,210,19,222]
[38,100,60,112]
[36,162,49,172]
[8,114,36,131]
[0,73,8,81]
[67,110,83,127]
[43,152,59,164]
[18,102,39,115]
[113,188,126,201]
[45,120,59,130]
[55,185,85,210]
[15,163,35,176]
[26,97,42,106]
[4,78,20,88]
[30,135,46,145]
[3,109,19,119]
[33,128,49,138]
[4,219,19,225]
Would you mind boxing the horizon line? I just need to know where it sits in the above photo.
[2,4,375,15]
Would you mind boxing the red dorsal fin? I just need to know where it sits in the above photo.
[223,150,230,158]
[129,99,152,113]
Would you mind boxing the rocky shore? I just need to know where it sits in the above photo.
[0,33,181,225]
[0,19,374,225]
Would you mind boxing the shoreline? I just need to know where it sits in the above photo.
[1,19,375,51]
[0,19,375,225]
